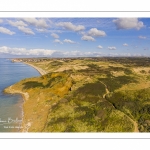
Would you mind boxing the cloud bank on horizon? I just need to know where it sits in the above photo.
[0,18,150,57]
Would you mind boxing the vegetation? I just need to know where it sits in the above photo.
[106,88,150,132]
[4,57,150,132]
[98,76,138,92]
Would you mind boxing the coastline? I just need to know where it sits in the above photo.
[4,62,48,132]
[20,62,47,131]
[23,62,47,75]
[4,85,30,132]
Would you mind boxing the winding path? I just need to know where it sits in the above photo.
[99,81,139,132]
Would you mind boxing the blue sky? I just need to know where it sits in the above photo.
[0,18,150,57]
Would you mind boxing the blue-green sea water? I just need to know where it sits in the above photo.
[0,58,40,132]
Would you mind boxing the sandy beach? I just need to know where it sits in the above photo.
[23,62,47,75]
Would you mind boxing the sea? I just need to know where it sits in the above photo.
[0,58,40,132]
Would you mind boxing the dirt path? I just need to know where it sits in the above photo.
[99,81,109,99]
[99,81,139,132]
[124,114,139,132]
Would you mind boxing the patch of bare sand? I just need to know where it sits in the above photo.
[6,86,29,100]
[133,67,150,74]
[54,65,88,72]
[111,71,125,77]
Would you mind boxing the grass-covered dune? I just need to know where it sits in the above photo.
[4,57,150,132]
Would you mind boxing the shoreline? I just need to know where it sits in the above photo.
[20,62,47,131]
[4,62,48,132]
[4,85,30,132]
[23,62,47,76]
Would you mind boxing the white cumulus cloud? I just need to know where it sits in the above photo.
[108,46,116,50]
[138,36,146,39]
[81,35,95,41]
[63,39,76,44]
[18,26,35,35]
[57,22,85,32]
[36,28,49,32]
[8,20,27,27]
[0,27,15,35]
[123,43,128,46]
[56,51,102,57]
[22,18,48,28]
[113,18,144,30]
[88,28,106,37]
[51,33,59,38]
[54,39,63,44]
[0,46,57,56]
[0,46,103,57]
[97,45,103,49]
